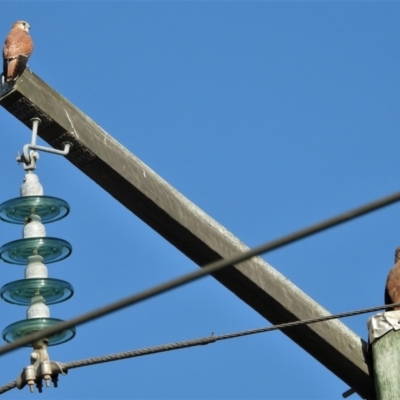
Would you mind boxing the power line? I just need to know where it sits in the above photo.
[1,300,398,396]
[0,381,15,395]
[0,190,398,358]
[59,300,400,367]
[62,300,400,369]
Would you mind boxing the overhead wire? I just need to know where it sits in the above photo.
[59,300,400,369]
[0,190,399,358]
[0,381,16,395]
[1,300,399,396]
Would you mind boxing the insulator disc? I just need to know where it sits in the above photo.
[2,318,76,346]
[0,278,74,305]
[0,196,70,224]
[0,237,72,265]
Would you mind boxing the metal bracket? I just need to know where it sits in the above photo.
[342,388,356,398]
[15,339,67,393]
[16,117,73,171]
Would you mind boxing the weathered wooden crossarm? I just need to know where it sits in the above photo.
[0,69,375,399]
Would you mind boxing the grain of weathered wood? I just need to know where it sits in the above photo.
[0,69,375,399]
[372,328,400,399]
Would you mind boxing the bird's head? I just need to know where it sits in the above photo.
[12,21,30,33]
[394,246,400,263]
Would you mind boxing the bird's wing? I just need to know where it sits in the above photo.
[3,29,33,59]
[4,56,28,81]
[385,267,400,307]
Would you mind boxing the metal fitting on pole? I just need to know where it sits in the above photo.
[16,117,72,171]
[15,339,67,393]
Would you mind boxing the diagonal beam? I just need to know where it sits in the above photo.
[0,69,375,399]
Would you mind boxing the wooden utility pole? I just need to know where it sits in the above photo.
[369,311,400,399]
[0,69,375,399]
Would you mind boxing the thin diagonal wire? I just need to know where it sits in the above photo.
[1,301,399,395]
[62,300,400,370]
[0,190,399,357]
[63,336,218,369]
[0,381,16,395]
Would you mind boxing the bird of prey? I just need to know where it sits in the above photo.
[2,20,33,84]
[385,247,400,311]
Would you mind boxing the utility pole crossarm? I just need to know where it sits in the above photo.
[0,69,375,399]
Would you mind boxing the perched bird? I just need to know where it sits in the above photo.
[385,247,400,311]
[2,20,33,84]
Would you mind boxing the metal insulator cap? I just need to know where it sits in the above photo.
[27,295,50,319]
[23,214,46,238]
[25,255,48,279]
[20,173,44,197]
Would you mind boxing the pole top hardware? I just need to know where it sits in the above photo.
[16,118,72,171]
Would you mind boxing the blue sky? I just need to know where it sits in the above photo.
[0,1,399,399]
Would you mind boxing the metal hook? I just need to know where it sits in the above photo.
[16,117,73,171]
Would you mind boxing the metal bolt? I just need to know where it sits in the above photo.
[51,375,58,388]
[43,374,51,387]
[27,380,35,393]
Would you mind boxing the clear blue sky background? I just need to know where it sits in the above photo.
[0,1,399,399]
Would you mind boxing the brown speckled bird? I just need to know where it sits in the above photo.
[385,247,400,311]
[2,21,33,83]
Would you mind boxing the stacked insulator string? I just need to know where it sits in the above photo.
[0,171,74,392]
